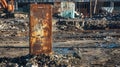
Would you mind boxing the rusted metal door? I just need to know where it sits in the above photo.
[30,4,52,55]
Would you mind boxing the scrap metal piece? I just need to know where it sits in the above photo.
[30,4,52,55]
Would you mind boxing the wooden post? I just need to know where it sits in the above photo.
[90,0,92,18]
[94,0,98,14]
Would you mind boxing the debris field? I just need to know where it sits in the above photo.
[0,17,120,67]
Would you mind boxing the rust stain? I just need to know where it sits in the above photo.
[30,4,52,55]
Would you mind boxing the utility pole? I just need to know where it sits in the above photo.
[90,0,92,18]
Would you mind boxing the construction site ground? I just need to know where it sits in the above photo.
[0,18,120,67]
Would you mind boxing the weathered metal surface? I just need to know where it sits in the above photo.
[30,4,52,55]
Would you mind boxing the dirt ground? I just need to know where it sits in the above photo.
[0,32,120,67]
[0,18,120,67]
[0,47,120,67]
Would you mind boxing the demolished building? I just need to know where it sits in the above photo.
[14,0,120,18]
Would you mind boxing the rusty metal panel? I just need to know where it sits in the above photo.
[30,4,52,55]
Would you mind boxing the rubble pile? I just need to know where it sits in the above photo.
[85,13,120,30]
[92,13,120,21]
[0,48,120,67]
[85,18,108,30]
[56,18,120,31]
[0,18,29,40]
[84,18,120,30]
[0,53,81,67]
[104,49,120,67]
[0,19,28,30]
[55,13,120,31]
